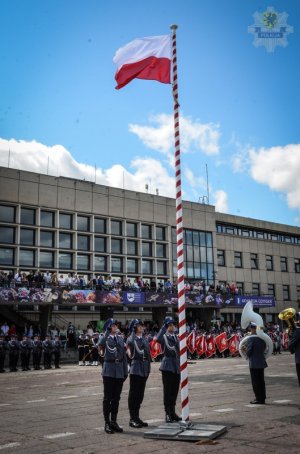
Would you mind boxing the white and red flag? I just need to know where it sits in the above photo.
[206,335,216,358]
[149,339,162,359]
[215,332,228,353]
[195,334,207,356]
[228,334,239,356]
[113,35,171,89]
[186,330,196,354]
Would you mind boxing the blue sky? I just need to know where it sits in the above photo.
[0,0,300,226]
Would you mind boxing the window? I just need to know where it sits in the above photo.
[59,232,72,249]
[157,261,167,275]
[40,231,54,248]
[95,218,106,234]
[156,243,166,258]
[0,247,14,265]
[126,222,137,237]
[250,253,259,269]
[156,226,165,241]
[59,213,72,229]
[242,229,250,237]
[0,205,15,223]
[283,285,290,301]
[142,242,152,257]
[21,208,35,225]
[266,255,273,271]
[297,285,300,301]
[95,256,106,272]
[40,210,54,227]
[185,230,193,245]
[111,220,122,236]
[217,250,225,266]
[111,257,122,273]
[234,251,243,268]
[256,231,265,239]
[280,256,288,272]
[206,233,213,247]
[142,259,152,274]
[40,251,54,268]
[295,259,300,273]
[141,224,151,239]
[19,249,35,267]
[236,282,244,294]
[77,254,90,270]
[267,284,275,297]
[59,252,73,269]
[77,235,90,251]
[95,237,106,253]
[0,226,15,244]
[111,238,122,254]
[20,228,35,246]
[226,226,234,235]
[252,283,260,295]
[127,240,137,255]
[127,258,138,273]
[77,215,89,232]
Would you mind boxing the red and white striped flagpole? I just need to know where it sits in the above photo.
[170,24,189,422]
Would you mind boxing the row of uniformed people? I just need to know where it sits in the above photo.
[0,333,62,372]
[77,332,102,366]
[98,316,181,434]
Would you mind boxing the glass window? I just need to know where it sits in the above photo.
[40,251,54,268]
[77,254,90,270]
[157,261,166,275]
[95,255,106,272]
[142,242,152,257]
[257,231,264,239]
[156,243,166,258]
[127,240,137,255]
[59,252,73,269]
[271,233,278,241]
[95,237,106,253]
[156,226,165,241]
[111,220,122,236]
[283,285,290,301]
[206,233,212,247]
[251,253,258,269]
[77,235,90,251]
[111,257,122,273]
[171,227,176,243]
[295,259,300,273]
[217,250,225,266]
[192,231,199,246]
[126,222,137,237]
[186,245,193,261]
[242,229,250,237]
[142,259,152,274]
[59,232,72,249]
[141,224,151,239]
[226,226,234,235]
[40,231,54,247]
[19,249,35,267]
[59,213,72,229]
[20,228,35,246]
[296,285,300,301]
[266,255,273,271]
[21,208,35,225]
[234,251,243,268]
[194,263,201,278]
[206,248,213,263]
[0,205,15,223]
[187,262,194,278]
[0,226,15,244]
[267,284,275,296]
[199,232,206,246]
[200,246,207,262]
[40,210,54,227]
[185,230,193,245]
[127,258,138,273]
[0,247,14,265]
[236,282,244,294]
[252,283,260,295]
[280,256,288,272]
[111,238,122,254]
[95,218,106,234]
[77,215,90,232]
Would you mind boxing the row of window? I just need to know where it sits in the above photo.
[217,250,300,273]
[0,205,166,239]
[221,281,298,301]
[217,223,300,245]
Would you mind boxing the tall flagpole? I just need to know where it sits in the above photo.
[170,24,189,422]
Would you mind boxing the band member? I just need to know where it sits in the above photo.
[32,335,42,370]
[52,335,62,369]
[127,319,151,428]
[156,317,181,422]
[83,334,92,366]
[43,335,53,369]
[91,332,100,366]
[99,319,128,434]
[8,335,20,372]
[246,322,267,404]
[20,335,31,371]
[77,332,85,366]
[0,334,7,373]
[288,312,300,393]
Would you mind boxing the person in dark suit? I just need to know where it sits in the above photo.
[156,317,182,422]
[127,319,151,428]
[246,322,268,404]
[98,319,128,434]
[288,312,300,406]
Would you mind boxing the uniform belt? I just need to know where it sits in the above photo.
[105,359,121,363]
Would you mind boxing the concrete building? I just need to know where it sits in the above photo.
[0,166,299,329]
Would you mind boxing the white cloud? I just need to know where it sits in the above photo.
[214,190,229,213]
[129,113,220,157]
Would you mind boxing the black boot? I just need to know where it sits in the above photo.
[136,417,148,427]
[171,406,182,422]
[111,414,123,433]
[103,399,114,433]
[104,422,114,434]
[165,413,174,423]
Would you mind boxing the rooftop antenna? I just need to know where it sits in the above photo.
[145,184,149,193]
[8,145,11,168]
[156,188,159,195]
[206,163,210,204]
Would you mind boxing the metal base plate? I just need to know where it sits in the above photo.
[144,421,227,441]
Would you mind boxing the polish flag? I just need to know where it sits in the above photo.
[186,330,196,354]
[113,35,171,90]
[215,332,228,353]
[228,334,239,356]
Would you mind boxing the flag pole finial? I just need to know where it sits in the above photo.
[170,24,178,31]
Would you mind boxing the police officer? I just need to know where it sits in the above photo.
[32,335,42,370]
[98,319,128,434]
[0,333,7,373]
[77,332,85,366]
[246,322,268,404]
[91,332,100,366]
[156,317,182,422]
[127,319,151,428]
[20,335,31,371]
[83,334,92,366]
[43,335,53,369]
[52,335,62,369]
[8,335,20,372]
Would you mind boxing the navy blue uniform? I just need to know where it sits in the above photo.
[246,336,268,403]
[288,327,300,386]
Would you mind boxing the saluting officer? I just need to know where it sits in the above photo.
[8,335,20,372]
[43,335,53,369]
[127,319,151,428]
[98,319,128,434]
[156,317,182,423]
[31,335,42,370]
[20,335,31,371]
[0,333,7,373]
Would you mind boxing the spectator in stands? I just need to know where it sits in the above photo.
[1,321,9,337]
[58,275,65,286]
[44,271,52,287]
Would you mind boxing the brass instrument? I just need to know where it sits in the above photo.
[278,308,296,335]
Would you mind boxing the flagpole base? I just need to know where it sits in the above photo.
[144,420,227,442]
